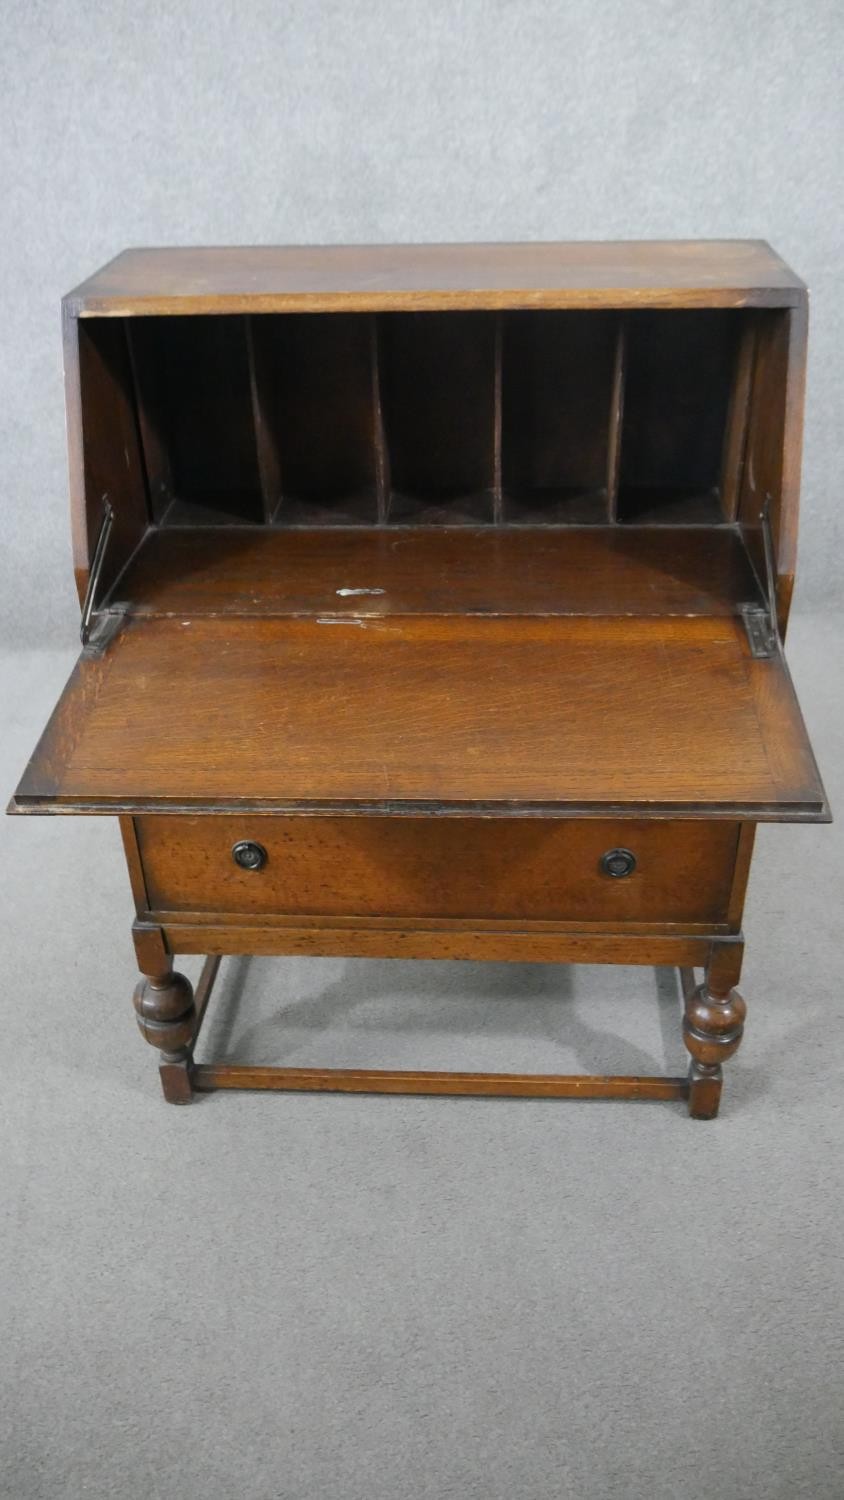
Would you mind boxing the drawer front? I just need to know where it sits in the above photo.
[135,816,740,925]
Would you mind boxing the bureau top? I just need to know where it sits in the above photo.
[64,240,805,316]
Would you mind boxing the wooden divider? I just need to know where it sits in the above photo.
[122,308,752,532]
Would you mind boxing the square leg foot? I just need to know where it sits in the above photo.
[688,1061,723,1120]
[159,1056,195,1104]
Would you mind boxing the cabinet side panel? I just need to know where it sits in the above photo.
[738,299,808,634]
[120,814,151,915]
[725,821,756,931]
[66,310,150,610]
[65,305,89,609]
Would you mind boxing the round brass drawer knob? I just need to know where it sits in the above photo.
[232,840,267,872]
[600,847,636,879]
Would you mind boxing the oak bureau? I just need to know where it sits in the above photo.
[10,242,829,1116]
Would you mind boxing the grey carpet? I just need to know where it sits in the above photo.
[1,613,842,1500]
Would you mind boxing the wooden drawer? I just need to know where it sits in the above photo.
[134,816,741,926]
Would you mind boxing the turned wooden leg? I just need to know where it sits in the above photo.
[682,944,746,1120]
[133,969,197,1104]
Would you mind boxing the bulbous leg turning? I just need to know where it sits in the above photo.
[684,980,747,1120]
[133,970,197,1103]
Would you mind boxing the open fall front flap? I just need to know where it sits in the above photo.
[11,611,828,821]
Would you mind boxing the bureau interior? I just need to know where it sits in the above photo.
[74,306,781,616]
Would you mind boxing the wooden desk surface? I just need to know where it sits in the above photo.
[14,613,826,820]
[111,525,763,621]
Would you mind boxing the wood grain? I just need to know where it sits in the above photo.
[379,311,496,518]
[65,241,805,317]
[67,317,149,608]
[13,614,827,817]
[618,310,737,521]
[191,1064,688,1100]
[251,312,377,521]
[29,242,827,1119]
[106,526,764,619]
[128,315,263,523]
[738,301,808,634]
[135,814,740,923]
[162,922,716,966]
[501,310,615,522]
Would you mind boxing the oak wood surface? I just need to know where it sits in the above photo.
[146,912,731,937]
[13,614,827,818]
[191,1064,688,1100]
[65,241,805,317]
[720,315,756,521]
[618,310,737,519]
[119,812,150,910]
[106,525,764,619]
[126,936,728,1107]
[128,315,263,523]
[64,304,808,632]
[113,305,749,534]
[497,310,614,522]
[738,304,808,633]
[137,943,693,1106]
[66,316,150,609]
[136,814,740,924]
[155,920,719,966]
[380,312,497,514]
[251,312,377,519]
[16,240,827,1117]
[62,247,808,642]
[725,821,757,929]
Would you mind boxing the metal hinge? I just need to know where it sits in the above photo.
[80,497,114,646]
[741,496,780,659]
